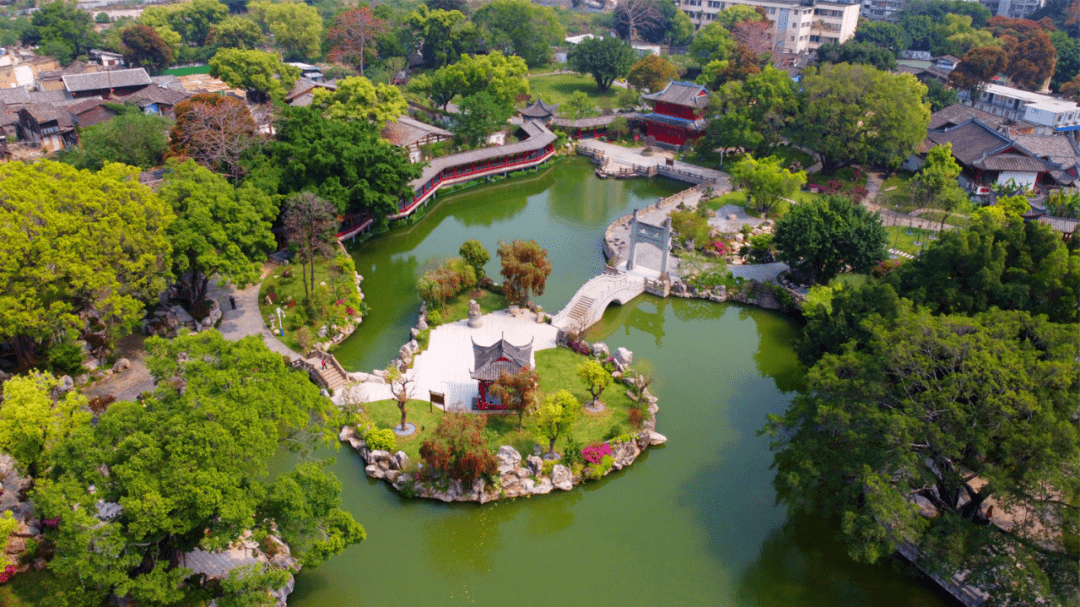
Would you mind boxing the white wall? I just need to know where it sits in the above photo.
[997,171,1038,190]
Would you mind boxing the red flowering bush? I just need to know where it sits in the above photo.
[712,240,728,255]
[568,340,590,356]
[582,442,613,465]
[419,413,497,482]
[0,565,16,584]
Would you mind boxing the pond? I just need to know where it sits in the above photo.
[286,157,954,607]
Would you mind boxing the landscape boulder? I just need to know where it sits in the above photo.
[496,445,521,474]
[112,358,130,373]
[591,342,610,359]
[525,455,543,476]
[551,465,573,491]
[612,347,633,371]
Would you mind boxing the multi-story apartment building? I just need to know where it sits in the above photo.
[676,0,861,54]
[960,84,1080,134]
[860,0,1046,22]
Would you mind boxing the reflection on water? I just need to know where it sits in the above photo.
[285,160,952,607]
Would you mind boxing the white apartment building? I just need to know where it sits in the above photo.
[961,84,1080,133]
[676,0,861,54]
[860,0,1045,22]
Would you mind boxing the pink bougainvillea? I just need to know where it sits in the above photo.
[582,442,613,465]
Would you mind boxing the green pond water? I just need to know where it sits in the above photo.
[285,157,954,606]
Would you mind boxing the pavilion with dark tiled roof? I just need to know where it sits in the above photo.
[470,335,533,410]
[519,98,559,122]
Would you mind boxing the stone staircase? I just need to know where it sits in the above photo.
[565,295,595,328]
[292,351,349,395]
[551,272,648,332]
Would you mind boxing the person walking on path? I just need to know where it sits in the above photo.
[229,295,236,310]
[321,358,327,370]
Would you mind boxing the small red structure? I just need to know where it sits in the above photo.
[470,335,533,410]
[639,81,709,147]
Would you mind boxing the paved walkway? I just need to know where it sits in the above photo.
[708,203,767,233]
[347,310,561,411]
[576,139,728,184]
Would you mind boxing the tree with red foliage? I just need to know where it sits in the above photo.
[419,413,497,483]
[1005,32,1057,91]
[168,93,258,182]
[327,7,385,77]
[497,239,552,305]
[949,46,1009,92]
[121,24,173,75]
[488,366,541,430]
[731,19,773,63]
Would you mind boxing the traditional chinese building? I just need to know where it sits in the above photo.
[470,336,533,410]
[638,81,709,147]
[519,98,559,124]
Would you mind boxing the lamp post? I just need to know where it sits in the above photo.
[275,307,285,337]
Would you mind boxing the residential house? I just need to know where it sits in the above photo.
[286,62,324,82]
[919,118,1080,195]
[960,84,1080,136]
[67,98,118,128]
[930,103,1039,136]
[37,62,99,91]
[116,84,191,117]
[639,81,708,147]
[676,0,860,53]
[17,104,78,152]
[88,49,125,69]
[381,116,453,163]
[63,68,152,99]
[285,78,336,107]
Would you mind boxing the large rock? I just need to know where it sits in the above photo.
[496,445,521,474]
[347,371,371,383]
[532,478,553,494]
[648,431,668,445]
[365,464,384,479]
[551,465,573,491]
[112,357,131,373]
[591,342,610,359]
[525,455,543,476]
[368,449,391,463]
[391,451,409,471]
[611,440,640,470]
[58,375,75,393]
[612,347,633,371]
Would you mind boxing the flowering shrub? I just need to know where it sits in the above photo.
[0,565,16,584]
[42,517,61,528]
[711,240,728,255]
[420,413,497,482]
[582,442,613,465]
[586,455,615,480]
[848,185,869,203]
[568,340,590,356]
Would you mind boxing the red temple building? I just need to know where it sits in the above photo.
[470,336,533,410]
[639,81,709,147]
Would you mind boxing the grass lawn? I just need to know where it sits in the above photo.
[0,569,59,606]
[918,210,970,228]
[258,253,363,354]
[827,273,870,289]
[701,190,797,218]
[527,73,622,107]
[162,65,210,76]
[885,225,940,256]
[433,288,509,324]
[770,145,815,170]
[355,348,641,465]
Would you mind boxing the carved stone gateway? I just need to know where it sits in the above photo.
[625,208,672,278]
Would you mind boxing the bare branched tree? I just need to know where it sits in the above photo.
[615,0,661,43]
[168,93,260,182]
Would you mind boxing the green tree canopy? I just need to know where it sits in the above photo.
[210,48,300,103]
[29,0,100,65]
[766,306,1079,606]
[0,373,92,477]
[0,161,173,368]
[473,0,565,66]
[729,154,806,215]
[814,40,897,71]
[907,143,970,229]
[264,105,420,222]
[405,5,483,67]
[790,63,930,174]
[247,0,323,60]
[33,331,360,604]
[436,51,531,109]
[206,15,264,50]
[854,20,910,57]
[689,21,735,65]
[569,36,636,92]
[158,159,277,305]
[312,76,409,124]
[140,0,228,45]
[773,194,888,284]
[60,110,170,171]
[459,240,490,280]
[699,66,798,158]
[885,213,1080,323]
[533,390,582,458]
[456,91,513,147]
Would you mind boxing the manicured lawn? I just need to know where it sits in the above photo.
[0,569,60,606]
[701,190,797,218]
[770,145,815,170]
[527,73,622,107]
[434,288,508,324]
[700,191,750,213]
[885,225,939,256]
[917,210,969,228]
[355,347,641,464]
[162,64,210,76]
[827,273,870,288]
[258,253,363,354]
[807,166,866,190]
